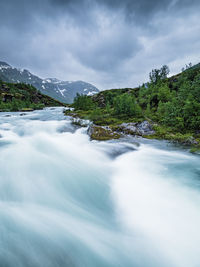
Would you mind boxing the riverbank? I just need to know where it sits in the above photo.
[65,109,200,153]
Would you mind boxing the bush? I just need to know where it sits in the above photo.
[89,108,103,122]
[73,94,95,110]
[113,94,142,117]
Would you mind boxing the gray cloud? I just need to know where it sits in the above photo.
[0,0,200,89]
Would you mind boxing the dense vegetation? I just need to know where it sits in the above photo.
[68,64,200,148]
[0,80,64,111]
[139,65,200,132]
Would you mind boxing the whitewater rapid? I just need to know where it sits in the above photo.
[0,107,200,267]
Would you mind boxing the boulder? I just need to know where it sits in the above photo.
[136,121,155,135]
[87,125,121,141]
[114,121,155,136]
[116,123,137,135]
[183,136,199,146]
[71,117,91,127]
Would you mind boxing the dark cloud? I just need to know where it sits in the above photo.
[1,0,199,28]
[0,0,199,89]
[50,0,200,23]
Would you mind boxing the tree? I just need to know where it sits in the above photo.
[73,93,95,110]
[182,63,193,72]
[113,94,142,117]
[149,65,170,84]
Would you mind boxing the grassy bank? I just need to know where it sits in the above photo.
[65,108,200,152]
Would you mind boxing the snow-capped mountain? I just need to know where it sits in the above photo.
[0,61,99,103]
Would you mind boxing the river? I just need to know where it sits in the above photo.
[0,107,200,267]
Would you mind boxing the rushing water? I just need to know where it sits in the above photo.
[0,107,200,267]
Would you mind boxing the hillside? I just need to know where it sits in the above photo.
[0,80,64,111]
[0,61,99,103]
[66,64,200,150]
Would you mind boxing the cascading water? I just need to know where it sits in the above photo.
[0,107,200,267]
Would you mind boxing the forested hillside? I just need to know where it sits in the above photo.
[0,80,64,111]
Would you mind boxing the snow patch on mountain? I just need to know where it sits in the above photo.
[59,89,66,97]
[0,61,100,103]
[87,91,98,96]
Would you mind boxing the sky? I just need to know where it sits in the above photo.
[0,0,200,90]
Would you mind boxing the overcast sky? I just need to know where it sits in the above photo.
[0,0,199,89]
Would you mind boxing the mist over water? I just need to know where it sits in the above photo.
[0,108,200,267]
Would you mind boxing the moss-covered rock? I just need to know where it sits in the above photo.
[20,108,34,112]
[88,125,121,141]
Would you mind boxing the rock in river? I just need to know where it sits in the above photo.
[87,125,121,141]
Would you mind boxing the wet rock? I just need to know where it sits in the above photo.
[65,111,78,117]
[136,121,155,135]
[120,122,137,134]
[71,117,91,127]
[183,136,199,146]
[100,143,138,158]
[88,125,121,141]
[114,121,155,136]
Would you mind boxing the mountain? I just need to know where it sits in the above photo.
[0,61,99,103]
[0,80,64,112]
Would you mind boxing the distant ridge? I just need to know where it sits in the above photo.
[0,61,99,103]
